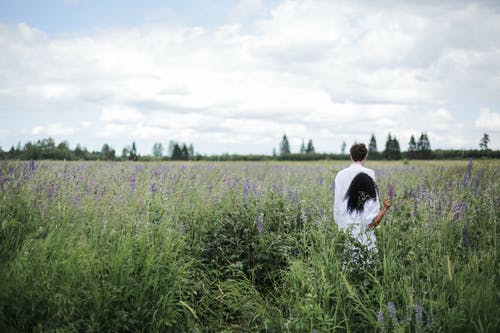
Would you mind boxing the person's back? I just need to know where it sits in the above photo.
[333,144,380,251]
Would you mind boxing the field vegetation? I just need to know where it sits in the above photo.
[0,159,498,332]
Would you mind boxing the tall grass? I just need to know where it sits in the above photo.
[0,160,498,332]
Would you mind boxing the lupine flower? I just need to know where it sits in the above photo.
[243,178,250,202]
[452,202,466,220]
[415,303,423,329]
[47,184,54,201]
[466,158,473,177]
[257,213,264,232]
[377,310,385,332]
[150,182,157,194]
[293,190,299,208]
[462,172,468,187]
[387,183,394,200]
[130,174,136,191]
[473,169,484,196]
[388,301,398,324]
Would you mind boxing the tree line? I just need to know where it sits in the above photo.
[0,138,198,161]
[273,132,497,160]
[0,133,497,161]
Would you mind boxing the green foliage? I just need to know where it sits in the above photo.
[0,160,499,332]
[280,134,291,155]
[384,133,402,160]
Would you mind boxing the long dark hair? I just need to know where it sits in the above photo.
[344,172,378,214]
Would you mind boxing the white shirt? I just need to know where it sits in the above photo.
[334,163,380,250]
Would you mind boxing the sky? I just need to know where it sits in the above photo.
[1,0,500,155]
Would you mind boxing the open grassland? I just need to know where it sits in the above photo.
[0,159,498,332]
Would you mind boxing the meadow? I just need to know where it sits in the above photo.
[0,159,498,332]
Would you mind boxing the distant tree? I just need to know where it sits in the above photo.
[369,134,377,152]
[341,141,347,155]
[280,134,291,155]
[181,144,189,160]
[101,143,116,160]
[8,146,17,159]
[171,143,182,160]
[306,139,315,154]
[480,133,490,150]
[416,133,432,159]
[188,143,194,158]
[152,142,164,158]
[384,133,402,160]
[56,141,72,160]
[408,134,417,158]
[122,145,131,160]
[300,139,306,154]
[129,142,138,161]
[417,133,431,151]
[272,147,277,157]
[368,134,380,159]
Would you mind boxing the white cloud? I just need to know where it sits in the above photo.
[97,124,130,138]
[31,123,76,136]
[81,121,92,128]
[100,106,145,123]
[230,0,267,22]
[475,108,500,131]
[1,0,500,153]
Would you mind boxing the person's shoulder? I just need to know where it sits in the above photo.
[335,165,351,178]
[362,166,376,178]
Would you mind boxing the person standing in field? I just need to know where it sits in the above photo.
[333,143,391,252]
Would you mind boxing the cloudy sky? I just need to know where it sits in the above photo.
[1,0,500,155]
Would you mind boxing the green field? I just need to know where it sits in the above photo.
[0,160,498,332]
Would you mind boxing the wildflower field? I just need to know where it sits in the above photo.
[0,159,498,332]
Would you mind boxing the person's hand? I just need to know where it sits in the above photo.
[383,198,391,209]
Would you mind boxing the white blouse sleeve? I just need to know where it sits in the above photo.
[362,198,380,226]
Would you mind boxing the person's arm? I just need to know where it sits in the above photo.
[368,199,391,229]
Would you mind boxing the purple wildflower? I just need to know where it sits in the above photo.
[257,213,264,232]
[462,172,468,187]
[452,202,466,220]
[293,190,299,208]
[243,178,250,202]
[388,301,398,324]
[415,303,423,329]
[377,310,385,332]
[473,169,484,196]
[387,183,394,200]
[130,174,136,191]
[47,184,54,201]
[466,158,473,177]
[150,182,157,194]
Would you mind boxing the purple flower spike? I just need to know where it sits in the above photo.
[257,213,264,232]
[452,202,467,220]
[387,183,394,200]
[415,303,423,329]
[388,301,398,324]
[377,311,385,332]
[243,178,250,198]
